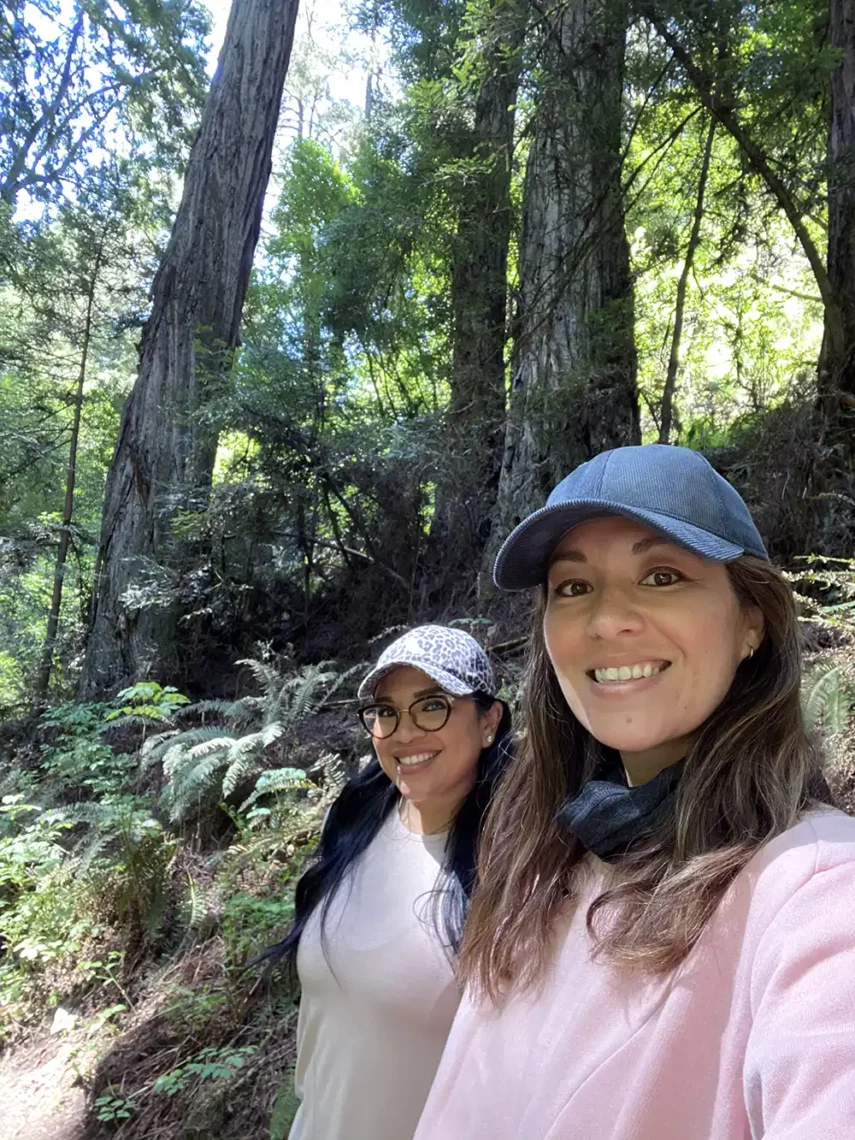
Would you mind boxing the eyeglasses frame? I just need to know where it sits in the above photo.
[357,692,474,739]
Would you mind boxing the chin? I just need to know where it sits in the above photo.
[589,726,673,754]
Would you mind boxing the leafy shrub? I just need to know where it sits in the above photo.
[39,700,134,799]
[104,682,191,725]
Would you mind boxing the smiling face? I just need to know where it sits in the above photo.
[369,666,501,825]
[543,516,764,783]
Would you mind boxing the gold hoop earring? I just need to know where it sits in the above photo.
[747,646,755,660]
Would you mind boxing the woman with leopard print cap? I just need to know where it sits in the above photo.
[268,625,511,1140]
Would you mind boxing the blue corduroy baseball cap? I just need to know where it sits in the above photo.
[493,444,769,592]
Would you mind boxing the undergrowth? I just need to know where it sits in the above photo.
[0,656,354,1138]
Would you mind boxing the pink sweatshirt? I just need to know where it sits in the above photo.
[414,809,855,1140]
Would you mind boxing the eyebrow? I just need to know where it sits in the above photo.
[373,686,444,702]
[549,535,674,566]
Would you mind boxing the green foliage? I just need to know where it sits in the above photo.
[105,682,192,724]
[48,800,176,942]
[144,658,350,824]
[0,797,81,968]
[240,767,310,814]
[40,700,135,797]
[789,557,855,633]
[153,1044,259,1096]
[222,891,296,966]
[95,1094,137,1123]
[163,984,230,1036]
[0,0,209,213]
[804,664,854,735]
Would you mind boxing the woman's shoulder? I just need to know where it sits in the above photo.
[741,807,855,926]
[755,807,855,873]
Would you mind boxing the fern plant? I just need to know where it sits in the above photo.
[804,662,855,735]
[143,658,362,824]
[40,800,176,943]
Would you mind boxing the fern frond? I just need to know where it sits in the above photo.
[173,699,241,721]
[222,753,262,798]
[236,658,283,695]
[239,767,309,812]
[318,662,367,707]
[141,729,181,766]
[804,664,853,734]
[184,736,237,761]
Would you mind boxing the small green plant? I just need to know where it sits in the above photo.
[153,1044,259,1095]
[80,951,132,1007]
[104,681,191,726]
[0,797,83,965]
[221,890,296,965]
[50,800,177,943]
[163,984,229,1036]
[94,1093,136,1123]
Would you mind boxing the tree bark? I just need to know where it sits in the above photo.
[491,0,640,545]
[431,0,527,573]
[823,0,855,403]
[81,0,300,696]
[659,115,715,444]
[34,237,105,701]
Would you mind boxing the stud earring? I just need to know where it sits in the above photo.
[486,735,494,744]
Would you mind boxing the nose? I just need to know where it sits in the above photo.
[585,584,644,640]
[391,709,422,743]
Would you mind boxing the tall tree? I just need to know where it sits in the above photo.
[431,0,528,573]
[493,0,640,542]
[824,0,855,406]
[81,0,300,695]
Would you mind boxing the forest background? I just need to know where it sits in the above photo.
[1,0,855,1135]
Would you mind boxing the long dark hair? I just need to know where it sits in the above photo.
[265,693,512,974]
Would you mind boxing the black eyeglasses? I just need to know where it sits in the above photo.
[358,694,470,739]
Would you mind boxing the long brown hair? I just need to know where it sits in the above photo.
[458,556,827,1002]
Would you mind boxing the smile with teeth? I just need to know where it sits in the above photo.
[396,752,438,767]
[591,661,670,684]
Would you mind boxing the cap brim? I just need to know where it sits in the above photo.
[493,501,745,592]
[357,661,474,700]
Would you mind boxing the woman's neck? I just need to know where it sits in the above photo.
[399,797,455,835]
[620,734,693,786]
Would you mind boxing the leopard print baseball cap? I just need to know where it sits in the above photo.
[358,625,496,699]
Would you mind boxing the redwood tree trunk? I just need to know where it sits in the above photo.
[491,0,639,547]
[81,0,299,695]
[822,0,855,405]
[431,1,527,575]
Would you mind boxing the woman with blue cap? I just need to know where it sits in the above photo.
[415,445,855,1139]
[269,625,510,1140]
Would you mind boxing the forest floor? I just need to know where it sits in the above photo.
[0,1033,86,1140]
